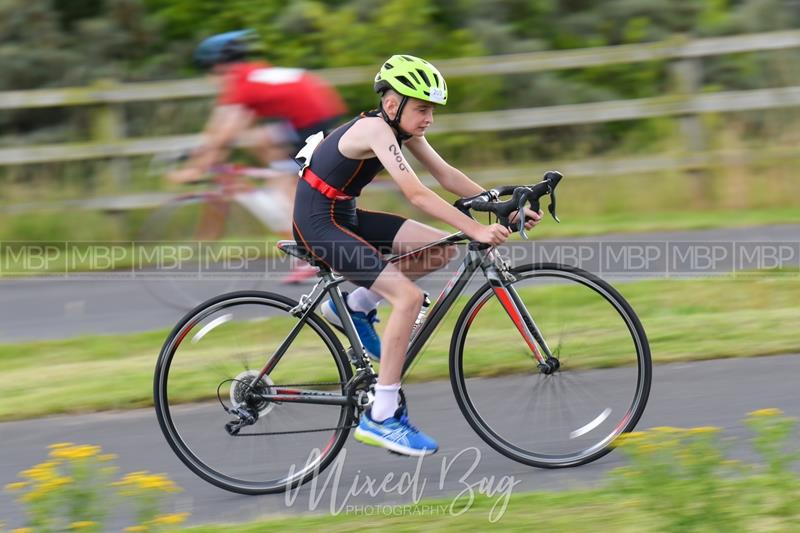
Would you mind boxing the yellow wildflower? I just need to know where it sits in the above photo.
[651,426,682,434]
[688,426,720,434]
[69,521,97,530]
[50,444,101,460]
[151,512,189,525]
[124,526,147,532]
[115,471,181,493]
[4,481,29,492]
[612,431,646,447]
[20,461,59,481]
[748,408,783,418]
[48,442,74,449]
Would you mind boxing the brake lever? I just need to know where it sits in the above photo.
[542,170,562,223]
[517,193,529,239]
[549,189,560,223]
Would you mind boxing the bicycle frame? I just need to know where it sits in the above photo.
[250,233,554,408]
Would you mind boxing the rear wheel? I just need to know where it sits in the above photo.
[154,290,355,494]
[450,263,651,468]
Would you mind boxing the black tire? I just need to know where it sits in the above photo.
[449,262,651,468]
[136,195,261,310]
[154,290,354,494]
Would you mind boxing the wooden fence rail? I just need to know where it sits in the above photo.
[1,29,799,211]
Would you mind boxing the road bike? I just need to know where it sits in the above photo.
[153,171,652,494]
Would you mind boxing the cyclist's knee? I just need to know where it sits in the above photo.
[376,280,423,314]
[393,287,424,315]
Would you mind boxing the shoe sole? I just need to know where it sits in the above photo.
[321,301,380,362]
[321,300,344,330]
[354,427,437,457]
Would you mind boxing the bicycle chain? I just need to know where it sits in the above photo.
[229,380,361,437]
[232,423,359,437]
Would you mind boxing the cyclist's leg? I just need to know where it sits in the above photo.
[391,219,458,280]
[356,209,457,281]
[355,265,438,454]
[294,196,398,357]
[367,264,423,386]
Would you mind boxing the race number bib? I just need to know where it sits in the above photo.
[295,131,325,175]
[247,68,304,85]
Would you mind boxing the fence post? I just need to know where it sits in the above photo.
[668,34,712,206]
[89,78,129,190]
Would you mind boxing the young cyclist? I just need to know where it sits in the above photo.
[292,54,542,456]
[169,29,347,283]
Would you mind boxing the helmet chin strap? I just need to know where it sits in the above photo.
[379,95,412,141]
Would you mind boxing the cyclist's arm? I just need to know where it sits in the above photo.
[361,122,491,240]
[405,134,542,231]
[405,135,484,197]
[178,104,255,179]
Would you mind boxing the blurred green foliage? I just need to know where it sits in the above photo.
[0,0,799,200]
[2,0,798,112]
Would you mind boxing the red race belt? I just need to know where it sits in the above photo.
[302,168,353,201]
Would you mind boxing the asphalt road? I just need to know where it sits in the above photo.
[1,224,797,528]
[1,224,797,343]
[1,354,798,528]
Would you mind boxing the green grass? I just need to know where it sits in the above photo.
[180,476,798,533]
[0,273,798,420]
[181,489,647,532]
[517,206,800,238]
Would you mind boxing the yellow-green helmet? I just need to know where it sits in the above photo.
[374,54,447,105]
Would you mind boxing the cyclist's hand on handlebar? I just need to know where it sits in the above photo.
[168,167,204,184]
[509,208,544,230]
[471,223,511,246]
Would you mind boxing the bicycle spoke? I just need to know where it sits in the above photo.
[154,292,354,494]
[451,263,651,467]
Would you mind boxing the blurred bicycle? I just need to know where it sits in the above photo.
[140,28,347,308]
[137,153,317,310]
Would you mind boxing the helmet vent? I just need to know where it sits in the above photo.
[432,73,439,86]
[394,75,416,91]
[416,68,430,86]
[407,70,421,84]
[384,62,394,70]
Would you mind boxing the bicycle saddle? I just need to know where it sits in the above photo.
[276,240,329,270]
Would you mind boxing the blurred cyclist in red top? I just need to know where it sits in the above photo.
[170,29,347,283]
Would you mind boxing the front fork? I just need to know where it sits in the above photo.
[481,250,560,374]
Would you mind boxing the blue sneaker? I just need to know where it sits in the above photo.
[321,292,381,361]
[354,407,438,456]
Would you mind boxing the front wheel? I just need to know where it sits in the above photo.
[450,263,651,468]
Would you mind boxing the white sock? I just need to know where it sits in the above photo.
[348,287,383,314]
[371,382,400,422]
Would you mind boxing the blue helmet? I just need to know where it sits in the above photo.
[194,30,258,69]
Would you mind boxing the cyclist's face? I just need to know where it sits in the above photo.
[400,99,436,137]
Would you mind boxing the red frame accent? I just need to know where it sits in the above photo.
[492,287,544,362]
